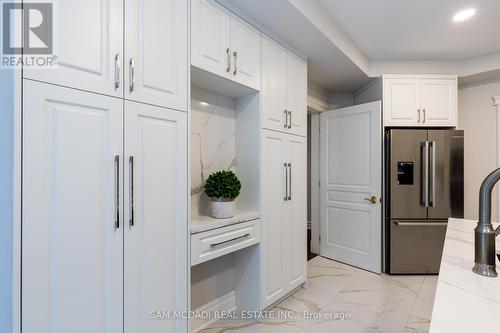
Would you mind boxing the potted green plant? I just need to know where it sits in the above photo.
[204,170,241,219]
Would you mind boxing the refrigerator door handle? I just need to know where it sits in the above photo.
[421,141,429,207]
[429,141,436,207]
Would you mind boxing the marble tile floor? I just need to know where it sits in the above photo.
[200,256,438,333]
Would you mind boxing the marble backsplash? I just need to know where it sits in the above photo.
[191,87,237,217]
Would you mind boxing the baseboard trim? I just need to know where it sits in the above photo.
[190,290,236,333]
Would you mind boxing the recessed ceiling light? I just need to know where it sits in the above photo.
[199,101,209,106]
[453,8,476,22]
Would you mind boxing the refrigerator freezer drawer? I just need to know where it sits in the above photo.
[389,220,447,274]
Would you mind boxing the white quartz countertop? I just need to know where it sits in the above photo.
[430,218,500,333]
[190,209,260,234]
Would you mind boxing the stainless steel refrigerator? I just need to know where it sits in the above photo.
[385,129,464,274]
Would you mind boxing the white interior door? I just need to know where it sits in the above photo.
[125,0,188,111]
[22,80,123,333]
[124,101,188,333]
[320,102,382,273]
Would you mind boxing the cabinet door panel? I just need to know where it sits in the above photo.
[191,0,230,78]
[230,14,261,90]
[286,53,307,137]
[383,78,421,126]
[261,37,287,132]
[421,79,457,127]
[22,80,123,333]
[125,0,188,111]
[24,0,123,97]
[287,135,307,289]
[261,130,287,308]
[124,101,188,333]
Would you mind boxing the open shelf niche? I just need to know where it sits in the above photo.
[189,70,261,332]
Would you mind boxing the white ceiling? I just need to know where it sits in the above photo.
[221,0,369,91]
[320,0,500,59]
[222,0,500,93]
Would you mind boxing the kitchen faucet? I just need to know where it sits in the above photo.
[473,168,500,277]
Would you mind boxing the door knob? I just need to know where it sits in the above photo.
[364,196,377,204]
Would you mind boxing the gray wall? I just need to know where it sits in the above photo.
[458,78,500,221]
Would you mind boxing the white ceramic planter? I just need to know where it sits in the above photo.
[210,198,235,219]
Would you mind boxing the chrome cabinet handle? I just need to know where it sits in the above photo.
[114,53,120,89]
[423,109,426,123]
[288,111,292,129]
[233,51,238,75]
[114,155,120,229]
[129,58,135,92]
[284,163,288,201]
[429,141,436,207]
[417,109,421,123]
[284,110,288,128]
[287,162,292,200]
[129,156,135,227]
[226,48,231,73]
[210,234,251,248]
[394,221,447,227]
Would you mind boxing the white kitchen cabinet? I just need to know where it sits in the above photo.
[261,37,287,134]
[191,0,231,78]
[230,14,261,90]
[383,78,421,126]
[420,79,458,126]
[22,80,124,333]
[261,37,307,137]
[24,0,124,97]
[125,0,188,111]
[261,130,307,308]
[21,81,189,333]
[286,135,307,289]
[286,53,308,136]
[382,75,458,127]
[191,0,261,90]
[124,101,188,333]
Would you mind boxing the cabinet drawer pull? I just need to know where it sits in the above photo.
[287,162,292,200]
[288,111,292,129]
[284,163,288,201]
[423,109,426,123]
[417,109,421,123]
[284,110,288,128]
[226,48,231,73]
[210,233,250,248]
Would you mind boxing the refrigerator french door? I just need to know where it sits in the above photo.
[386,129,463,274]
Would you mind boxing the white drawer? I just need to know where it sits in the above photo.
[191,219,260,266]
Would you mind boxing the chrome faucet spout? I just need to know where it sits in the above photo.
[473,168,500,277]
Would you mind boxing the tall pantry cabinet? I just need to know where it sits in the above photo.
[260,39,308,308]
[20,0,188,332]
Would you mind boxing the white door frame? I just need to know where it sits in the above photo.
[309,113,321,254]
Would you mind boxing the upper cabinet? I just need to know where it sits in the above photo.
[262,37,307,137]
[125,0,188,111]
[23,0,188,112]
[191,0,261,90]
[383,75,457,127]
[23,0,124,98]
